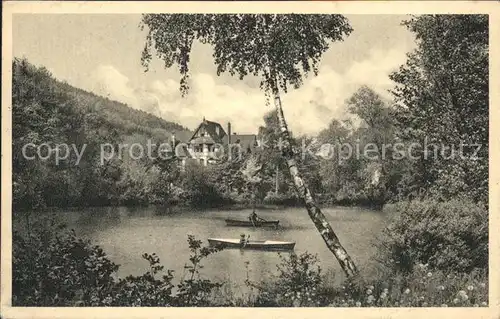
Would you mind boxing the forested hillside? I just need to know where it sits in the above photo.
[12,58,190,210]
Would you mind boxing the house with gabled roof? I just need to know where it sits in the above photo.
[183,117,258,166]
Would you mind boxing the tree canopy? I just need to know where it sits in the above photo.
[141,14,352,96]
[390,15,488,203]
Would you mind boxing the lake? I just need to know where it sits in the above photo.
[30,206,390,297]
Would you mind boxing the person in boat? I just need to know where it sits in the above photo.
[240,233,249,246]
[249,211,264,224]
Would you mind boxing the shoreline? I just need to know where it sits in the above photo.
[13,201,385,215]
[12,202,386,213]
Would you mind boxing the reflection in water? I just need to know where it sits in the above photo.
[36,206,387,297]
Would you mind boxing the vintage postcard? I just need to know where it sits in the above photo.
[1,1,499,319]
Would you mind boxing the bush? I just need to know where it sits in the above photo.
[109,236,222,307]
[13,216,223,306]
[263,192,302,206]
[179,163,228,208]
[13,216,119,306]
[106,253,175,306]
[376,198,488,274]
[246,252,325,307]
[223,191,251,205]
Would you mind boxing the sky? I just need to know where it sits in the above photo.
[13,14,416,135]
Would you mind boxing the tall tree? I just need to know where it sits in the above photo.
[140,14,358,277]
[241,154,264,214]
[257,110,286,194]
[317,119,357,201]
[390,15,488,203]
[345,86,395,206]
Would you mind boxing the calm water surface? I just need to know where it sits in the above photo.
[49,206,388,296]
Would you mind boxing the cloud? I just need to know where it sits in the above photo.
[91,65,134,101]
[279,47,408,134]
[345,48,407,98]
[89,47,408,136]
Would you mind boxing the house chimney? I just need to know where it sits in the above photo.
[171,132,176,154]
[227,122,231,144]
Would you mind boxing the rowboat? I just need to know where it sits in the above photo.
[225,218,279,228]
[208,238,295,251]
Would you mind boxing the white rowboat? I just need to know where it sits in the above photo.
[208,238,295,251]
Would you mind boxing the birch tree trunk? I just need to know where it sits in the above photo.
[271,85,359,278]
[252,183,257,213]
[275,165,279,194]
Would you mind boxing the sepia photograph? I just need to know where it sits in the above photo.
[1,1,499,318]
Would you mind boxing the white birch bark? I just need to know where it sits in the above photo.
[271,87,359,278]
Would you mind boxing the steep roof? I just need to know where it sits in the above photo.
[187,119,258,154]
[190,119,227,144]
[225,134,258,152]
